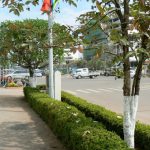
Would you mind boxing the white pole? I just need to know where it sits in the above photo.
[48,13,54,98]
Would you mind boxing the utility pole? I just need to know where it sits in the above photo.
[41,0,60,98]
[48,13,54,98]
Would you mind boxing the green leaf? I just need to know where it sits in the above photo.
[96,1,104,15]
[25,0,31,5]
[13,9,20,16]
[120,38,129,46]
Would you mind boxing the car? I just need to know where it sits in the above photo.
[5,70,29,79]
[34,69,43,77]
[5,69,42,79]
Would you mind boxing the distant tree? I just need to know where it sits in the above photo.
[75,60,87,68]
[0,19,74,77]
[0,19,48,77]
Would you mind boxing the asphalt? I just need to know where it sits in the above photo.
[0,87,67,150]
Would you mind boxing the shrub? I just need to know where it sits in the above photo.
[7,82,18,87]
[36,84,46,90]
[24,87,128,150]
[61,91,150,150]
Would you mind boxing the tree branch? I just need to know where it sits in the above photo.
[113,0,124,23]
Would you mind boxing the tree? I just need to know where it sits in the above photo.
[1,0,77,15]
[0,19,74,77]
[74,11,108,59]
[74,0,149,148]
[0,19,48,77]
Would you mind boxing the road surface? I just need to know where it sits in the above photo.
[62,76,150,124]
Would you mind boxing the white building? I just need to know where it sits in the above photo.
[63,48,83,63]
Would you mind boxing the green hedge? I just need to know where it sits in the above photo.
[24,87,129,150]
[61,91,150,150]
[36,84,46,90]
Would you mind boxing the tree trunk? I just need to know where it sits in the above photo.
[29,77,36,87]
[28,68,36,87]
[29,68,34,77]
[123,95,139,148]
[121,0,135,148]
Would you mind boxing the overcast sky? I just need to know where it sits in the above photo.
[0,0,94,27]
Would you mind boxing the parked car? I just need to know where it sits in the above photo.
[5,69,42,79]
[34,69,44,76]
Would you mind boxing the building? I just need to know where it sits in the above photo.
[63,48,83,64]
[82,20,108,61]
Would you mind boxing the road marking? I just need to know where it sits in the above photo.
[107,88,122,92]
[141,86,150,88]
[141,88,150,91]
[76,90,91,94]
[143,83,150,85]
[141,85,150,90]
[86,89,100,93]
[97,88,113,92]
[65,90,76,95]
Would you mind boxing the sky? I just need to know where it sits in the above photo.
[0,0,94,27]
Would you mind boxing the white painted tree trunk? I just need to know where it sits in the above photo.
[123,95,139,149]
[29,77,36,88]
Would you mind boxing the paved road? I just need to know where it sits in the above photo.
[0,88,66,150]
[62,76,150,124]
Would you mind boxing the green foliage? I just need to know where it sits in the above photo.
[135,123,150,150]
[0,19,48,74]
[61,91,150,150]
[115,69,124,78]
[7,82,18,87]
[61,91,124,137]
[24,87,129,150]
[76,60,88,68]
[0,20,74,74]
[36,84,46,90]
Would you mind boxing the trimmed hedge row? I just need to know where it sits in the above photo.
[24,87,129,150]
[61,91,150,150]
[36,84,46,90]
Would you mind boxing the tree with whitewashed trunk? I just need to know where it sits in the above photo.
[74,0,150,148]
[95,0,149,148]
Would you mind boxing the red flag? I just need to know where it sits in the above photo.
[41,0,52,12]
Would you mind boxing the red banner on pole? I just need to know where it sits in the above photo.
[41,0,52,12]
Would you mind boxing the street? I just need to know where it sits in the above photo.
[62,76,150,124]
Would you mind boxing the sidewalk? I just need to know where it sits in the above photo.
[0,87,67,150]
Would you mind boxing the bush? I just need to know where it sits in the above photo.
[7,82,18,87]
[61,91,150,150]
[24,87,128,150]
[36,84,46,90]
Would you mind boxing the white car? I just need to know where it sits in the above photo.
[5,70,42,79]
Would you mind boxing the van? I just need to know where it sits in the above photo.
[5,70,42,79]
